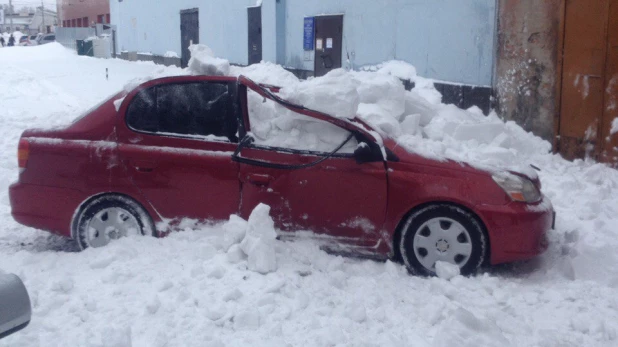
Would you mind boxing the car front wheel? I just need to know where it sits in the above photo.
[399,204,487,276]
[75,195,155,250]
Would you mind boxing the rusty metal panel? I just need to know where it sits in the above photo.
[558,0,609,160]
[600,0,618,165]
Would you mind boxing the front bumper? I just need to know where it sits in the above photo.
[9,182,83,238]
[477,197,554,265]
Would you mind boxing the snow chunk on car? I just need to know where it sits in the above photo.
[187,44,230,76]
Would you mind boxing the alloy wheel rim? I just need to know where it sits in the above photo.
[412,217,473,272]
[85,207,141,248]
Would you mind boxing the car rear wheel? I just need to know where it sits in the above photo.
[399,204,486,276]
[75,195,155,250]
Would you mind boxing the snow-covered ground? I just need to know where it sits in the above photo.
[1,44,618,347]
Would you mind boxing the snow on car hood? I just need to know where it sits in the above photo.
[234,51,546,179]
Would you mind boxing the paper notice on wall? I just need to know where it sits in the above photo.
[326,38,333,49]
[316,39,323,50]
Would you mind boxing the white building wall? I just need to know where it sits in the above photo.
[30,10,58,33]
[112,0,496,86]
[282,0,496,86]
[111,0,256,65]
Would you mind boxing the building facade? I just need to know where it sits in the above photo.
[111,0,495,85]
[110,0,618,164]
[0,7,57,35]
[57,0,110,28]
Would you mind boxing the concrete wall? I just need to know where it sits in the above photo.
[111,0,256,64]
[281,0,497,86]
[494,0,562,141]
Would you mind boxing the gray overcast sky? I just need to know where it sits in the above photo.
[1,0,57,8]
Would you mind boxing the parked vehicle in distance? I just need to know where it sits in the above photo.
[29,35,40,46]
[0,273,31,340]
[36,34,55,45]
[9,75,555,276]
[18,36,35,46]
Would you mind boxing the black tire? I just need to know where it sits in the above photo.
[74,195,155,250]
[399,204,487,276]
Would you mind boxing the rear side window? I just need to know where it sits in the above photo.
[126,82,237,141]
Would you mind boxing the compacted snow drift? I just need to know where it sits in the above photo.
[1,43,618,347]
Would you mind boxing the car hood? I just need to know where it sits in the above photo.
[365,127,538,183]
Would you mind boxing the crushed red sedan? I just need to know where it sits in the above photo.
[9,75,554,275]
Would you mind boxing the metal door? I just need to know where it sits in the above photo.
[558,0,617,165]
[180,9,199,68]
[247,6,262,65]
[314,15,343,77]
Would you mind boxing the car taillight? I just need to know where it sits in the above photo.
[18,139,29,173]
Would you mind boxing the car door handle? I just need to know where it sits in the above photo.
[131,160,157,173]
[246,173,273,186]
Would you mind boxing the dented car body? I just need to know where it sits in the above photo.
[9,75,554,275]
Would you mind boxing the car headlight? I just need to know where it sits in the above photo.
[492,172,541,203]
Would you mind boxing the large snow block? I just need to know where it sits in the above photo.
[187,44,230,76]
[239,203,278,274]
[451,123,506,144]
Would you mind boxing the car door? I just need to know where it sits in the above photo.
[117,78,241,223]
[234,80,388,248]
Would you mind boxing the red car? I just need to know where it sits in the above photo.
[9,75,554,275]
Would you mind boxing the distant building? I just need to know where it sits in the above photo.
[57,0,110,28]
[30,8,58,34]
[0,7,57,35]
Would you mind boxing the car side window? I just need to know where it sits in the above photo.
[127,82,237,141]
[127,87,157,132]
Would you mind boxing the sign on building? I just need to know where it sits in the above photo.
[303,17,314,51]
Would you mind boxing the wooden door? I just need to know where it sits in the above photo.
[558,0,609,160]
[600,0,618,164]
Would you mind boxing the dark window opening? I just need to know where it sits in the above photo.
[126,82,238,141]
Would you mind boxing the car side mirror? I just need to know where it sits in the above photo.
[354,142,383,164]
[0,274,31,340]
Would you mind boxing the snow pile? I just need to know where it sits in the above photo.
[434,308,511,347]
[187,44,230,76]
[3,42,618,347]
[611,118,618,136]
[245,88,359,153]
[163,51,179,58]
[238,204,278,274]
[232,61,299,86]
[218,204,279,274]
[435,261,461,280]
[1,31,24,43]
[235,55,544,177]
